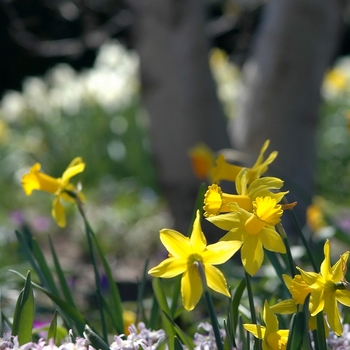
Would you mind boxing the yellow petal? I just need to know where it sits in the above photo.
[243,324,266,340]
[320,240,332,280]
[207,212,241,231]
[270,299,297,314]
[336,290,350,307]
[259,227,286,254]
[190,210,207,253]
[22,163,60,195]
[263,301,278,333]
[324,295,342,336]
[241,235,264,276]
[52,196,66,228]
[203,240,242,264]
[235,168,249,196]
[310,288,325,316]
[211,154,243,184]
[148,257,187,278]
[181,265,202,311]
[159,229,191,258]
[205,264,230,297]
[61,157,85,183]
[220,228,244,242]
[296,267,319,286]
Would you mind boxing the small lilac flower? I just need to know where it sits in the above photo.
[327,323,350,349]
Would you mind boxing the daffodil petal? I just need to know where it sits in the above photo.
[61,157,85,183]
[296,267,319,286]
[270,299,297,314]
[203,240,242,264]
[181,265,202,311]
[52,196,66,228]
[206,212,241,231]
[259,227,286,253]
[324,295,342,336]
[190,210,207,253]
[148,257,187,278]
[263,301,278,333]
[320,240,332,280]
[205,264,230,297]
[220,228,244,242]
[310,288,325,316]
[336,290,350,307]
[22,163,60,195]
[243,324,266,339]
[159,229,191,258]
[241,235,264,276]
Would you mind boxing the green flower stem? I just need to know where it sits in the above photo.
[73,193,108,342]
[276,223,296,276]
[244,271,262,350]
[195,261,224,350]
[285,203,318,272]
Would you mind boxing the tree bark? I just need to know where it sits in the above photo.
[229,0,344,231]
[131,0,231,234]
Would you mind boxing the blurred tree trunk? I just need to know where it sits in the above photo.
[131,0,231,234]
[229,0,344,231]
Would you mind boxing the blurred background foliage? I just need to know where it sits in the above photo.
[1,0,350,337]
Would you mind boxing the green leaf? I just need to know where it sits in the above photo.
[12,271,34,345]
[84,325,110,350]
[49,236,76,307]
[47,310,58,343]
[174,336,184,350]
[32,238,59,295]
[152,278,176,350]
[10,270,85,335]
[230,279,246,334]
[88,227,124,335]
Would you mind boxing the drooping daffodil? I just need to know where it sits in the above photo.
[296,239,350,336]
[22,157,85,228]
[244,301,289,350]
[211,139,277,184]
[204,168,288,217]
[208,196,286,276]
[148,210,242,311]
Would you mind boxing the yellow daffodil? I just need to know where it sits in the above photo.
[22,157,85,228]
[211,140,277,184]
[244,301,289,350]
[296,239,350,336]
[208,196,286,276]
[188,143,215,181]
[203,168,288,217]
[270,274,326,333]
[148,210,242,311]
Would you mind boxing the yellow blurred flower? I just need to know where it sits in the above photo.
[306,204,327,232]
[22,157,85,227]
[297,240,350,336]
[203,168,287,217]
[123,310,136,335]
[208,196,286,276]
[211,140,277,184]
[148,210,242,311]
[188,143,215,181]
[244,301,289,350]
[324,69,348,92]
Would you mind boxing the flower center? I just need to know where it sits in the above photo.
[253,196,283,225]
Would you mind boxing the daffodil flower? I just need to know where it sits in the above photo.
[208,196,286,276]
[188,143,215,181]
[22,157,85,228]
[270,274,326,333]
[296,239,350,336]
[244,301,289,350]
[211,140,277,184]
[148,210,242,311]
[203,168,288,217]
